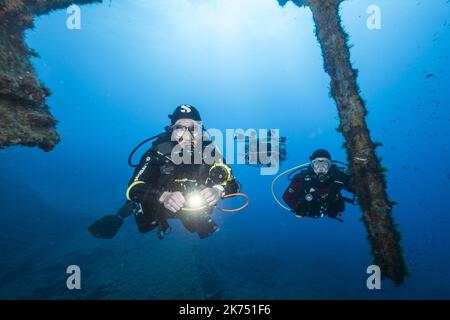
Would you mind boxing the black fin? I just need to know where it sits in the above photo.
[88,215,123,239]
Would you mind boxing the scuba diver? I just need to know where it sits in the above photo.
[274,149,355,221]
[89,105,245,240]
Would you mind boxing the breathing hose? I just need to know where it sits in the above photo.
[128,132,166,167]
[271,163,311,212]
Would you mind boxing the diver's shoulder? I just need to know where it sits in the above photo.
[152,132,172,145]
[331,164,350,181]
[151,133,174,155]
[293,167,313,179]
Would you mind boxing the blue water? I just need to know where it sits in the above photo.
[1,0,449,299]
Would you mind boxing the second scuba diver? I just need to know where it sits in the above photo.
[89,105,241,239]
[280,149,355,221]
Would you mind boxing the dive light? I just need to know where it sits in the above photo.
[180,190,250,214]
[182,192,209,212]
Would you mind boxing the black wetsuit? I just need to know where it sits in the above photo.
[126,134,240,239]
[282,165,354,219]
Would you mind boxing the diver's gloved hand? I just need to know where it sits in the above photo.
[159,191,185,213]
[200,186,225,207]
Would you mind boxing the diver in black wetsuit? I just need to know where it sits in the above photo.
[89,105,240,239]
[282,149,355,221]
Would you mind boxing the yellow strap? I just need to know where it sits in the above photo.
[181,206,208,212]
[126,181,145,201]
[174,178,197,183]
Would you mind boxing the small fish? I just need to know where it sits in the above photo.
[426,73,435,79]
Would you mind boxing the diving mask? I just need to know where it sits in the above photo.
[172,124,202,140]
[312,157,332,175]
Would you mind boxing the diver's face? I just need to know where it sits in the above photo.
[312,157,331,175]
[171,119,203,148]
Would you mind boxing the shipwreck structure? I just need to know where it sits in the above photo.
[0,0,100,150]
[0,0,407,284]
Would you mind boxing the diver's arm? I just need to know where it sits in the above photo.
[221,162,240,195]
[282,178,304,213]
[223,176,240,195]
[333,166,354,195]
[205,142,240,195]
[343,184,355,194]
[342,172,355,194]
[126,150,163,204]
[200,171,239,207]
[207,161,240,195]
